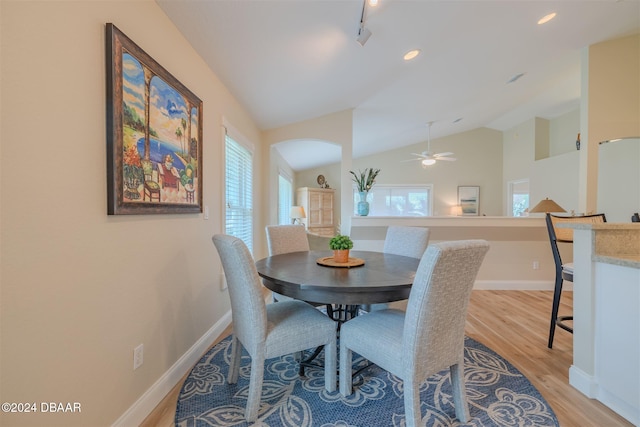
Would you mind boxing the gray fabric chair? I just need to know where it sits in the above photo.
[306,231,332,251]
[212,234,337,422]
[265,225,311,303]
[365,225,430,312]
[339,240,489,426]
[383,225,430,258]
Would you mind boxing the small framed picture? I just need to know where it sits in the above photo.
[458,186,480,216]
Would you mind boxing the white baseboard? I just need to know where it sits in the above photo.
[112,310,232,427]
[570,366,639,425]
[569,365,598,398]
[473,280,560,290]
[597,386,640,426]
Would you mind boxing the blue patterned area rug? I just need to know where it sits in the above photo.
[175,336,559,426]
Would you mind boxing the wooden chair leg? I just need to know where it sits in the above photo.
[450,362,470,423]
[227,336,242,384]
[339,345,353,396]
[245,354,265,422]
[403,377,421,427]
[324,335,337,392]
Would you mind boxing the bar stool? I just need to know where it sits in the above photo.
[545,213,606,348]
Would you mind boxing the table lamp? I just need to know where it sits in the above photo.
[290,206,306,224]
[529,198,566,213]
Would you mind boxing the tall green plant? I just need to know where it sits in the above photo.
[349,168,380,192]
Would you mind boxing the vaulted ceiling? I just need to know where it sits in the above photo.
[157,0,640,170]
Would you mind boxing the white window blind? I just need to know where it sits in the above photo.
[353,185,433,216]
[278,172,293,225]
[225,131,253,252]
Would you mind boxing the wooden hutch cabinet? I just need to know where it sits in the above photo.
[296,187,336,237]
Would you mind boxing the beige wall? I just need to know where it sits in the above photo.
[0,1,260,426]
[580,33,640,212]
[296,127,504,220]
[263,109,354,233]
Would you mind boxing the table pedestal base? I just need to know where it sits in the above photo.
[299,304,361,376]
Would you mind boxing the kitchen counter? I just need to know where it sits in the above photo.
[560,222,639,425]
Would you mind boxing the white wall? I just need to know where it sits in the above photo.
[0,1,260,426]
[550,108,581,156]
[531,151,581,214]
[597,138,640,222]
[503,113,582,215]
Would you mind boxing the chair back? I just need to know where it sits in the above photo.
[383,225,430,259]
[545,213,606,271]
[403,240,489,377]
[307,232,332,251]
[265,225,310,256]
[212,234,267,353]
[547,213,607,243]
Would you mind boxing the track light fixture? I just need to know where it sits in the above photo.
[357,26,372,46]
[356,0,372,46]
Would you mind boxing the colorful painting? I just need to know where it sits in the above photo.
[458,186,480,216]
[106,23,203,215]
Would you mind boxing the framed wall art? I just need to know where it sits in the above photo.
[458,186,480,216]
[106,23,203,215]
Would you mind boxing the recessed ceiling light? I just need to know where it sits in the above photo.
[403,49,420,61]
[538,12,557,25]
[368,0,379,6]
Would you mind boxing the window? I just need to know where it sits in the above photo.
[225,127,253,252]
[278,171,293,225]
[508,179,529,217]
[353,185,433,216]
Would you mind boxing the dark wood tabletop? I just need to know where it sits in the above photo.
[255,250,420,305]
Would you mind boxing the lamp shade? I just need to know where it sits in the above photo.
[529,198,566,213]
[289,206,306,220]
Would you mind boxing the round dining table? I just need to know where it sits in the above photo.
[255,250,420,306]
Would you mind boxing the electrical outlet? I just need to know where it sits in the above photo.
[532,261,539,270]
[133,344,144,370]
[204,206,209,220]
[220,272,227,291]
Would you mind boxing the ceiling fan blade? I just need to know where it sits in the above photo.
[434,152,454,157]
[401,158,424,162]
[410,152,429,158]
[436,157,457,161]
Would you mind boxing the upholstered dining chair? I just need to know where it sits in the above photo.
[364,225,430,312]
[339,240,489,426]
[545,213,606,349]
[383,225,431,258]
[212,234,337,422]
[265,225,311,303]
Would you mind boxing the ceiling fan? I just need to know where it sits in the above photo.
[404,121,456,167]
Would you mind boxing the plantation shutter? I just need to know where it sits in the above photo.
[225,129,253,252]
[278,172,293,225]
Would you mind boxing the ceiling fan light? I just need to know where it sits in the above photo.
[403,49,420,61]
[421,158,436,166]
[538,12,556,25]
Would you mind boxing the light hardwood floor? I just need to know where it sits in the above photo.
[141,291,632,427]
